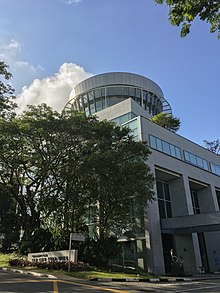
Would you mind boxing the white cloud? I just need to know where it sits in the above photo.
[59,0,82,4]
[16,63,92,113]
[0,39,43,74]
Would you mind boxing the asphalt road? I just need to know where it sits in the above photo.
[2,270,220,292]
[0,270,130,293]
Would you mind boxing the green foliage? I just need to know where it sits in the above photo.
[203,139,220,154]
[79,236,120,268]
[0,105,154,255]
[155,0,220,38]
[151,112,181,132]
[0,60,17,119]
[0,185,20,252]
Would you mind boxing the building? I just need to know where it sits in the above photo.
[65,72,220,275]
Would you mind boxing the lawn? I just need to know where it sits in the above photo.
[0,252,22,267]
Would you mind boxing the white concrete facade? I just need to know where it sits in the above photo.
[67,72,220,276]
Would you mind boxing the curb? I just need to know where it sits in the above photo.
[90,277,192,283]
[0,267,56,279]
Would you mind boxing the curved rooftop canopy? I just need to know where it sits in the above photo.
[65,72,172,117]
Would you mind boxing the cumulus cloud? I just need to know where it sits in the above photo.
[16,63,92,113]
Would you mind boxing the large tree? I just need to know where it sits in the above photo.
[155,0,220,38]
[0,105,154,253]
[151,112,181,132]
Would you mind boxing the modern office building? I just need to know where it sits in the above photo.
[65,72,220,275]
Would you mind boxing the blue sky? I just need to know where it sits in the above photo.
[0,0,219,146]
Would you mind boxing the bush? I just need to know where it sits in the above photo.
[9,258,89,271]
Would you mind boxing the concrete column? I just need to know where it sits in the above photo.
[169,175,193,216]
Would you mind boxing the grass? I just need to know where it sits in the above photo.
[0,252,22,267]
[0,252,152,280]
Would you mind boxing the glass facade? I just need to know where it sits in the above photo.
[183,151,208,171]
[149,135,181,159]
[71,85,163,117]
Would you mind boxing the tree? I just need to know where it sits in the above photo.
[0,60,17,119]
[155,0,220,38]
[203,139,220,154]
[0,105,155,254]
[151,112,181,132]
[0,184,21,252]
[84,120,155,241]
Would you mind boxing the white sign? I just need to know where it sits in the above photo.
[70,233,85,242]
[0,233,5,239]
[28,250,77,263]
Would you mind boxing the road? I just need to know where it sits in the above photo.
[0,270,130,293]
[2,270,220,292]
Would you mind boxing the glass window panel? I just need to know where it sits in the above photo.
[119,113,128,124]
[123,86,129,97]
[132,128,138,137]
[210,163,216,173]
[127,119,137,130]
[94,89,101,99]
[184,151,190,161]
[156,181,164,199]
[114,87,122,96]
[203,160,209,170]
[149,135,156,149]
[129,87,135,97]
[162,141,170,155]
[135,88,141,105]
[166,202,172,218]
[158,200,166,218]
[175,147,181,159]
[189,153,197,165]
[197,157,204,168]
[164,183,170,201]
[156,138,162,151]
[88,91,94,101]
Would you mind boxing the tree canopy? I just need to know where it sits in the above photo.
[0,104,154,253]
[203,139,220,155]
[155,0,220,38]
[0,60,17,119]
[151,112,181,132]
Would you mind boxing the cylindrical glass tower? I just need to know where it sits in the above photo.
[65,72,172,117]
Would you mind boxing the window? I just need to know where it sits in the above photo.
[149,135,181,160]
[110,112,137,125]
[191,191,200,214]
[184,151,209,171]
[210,163,220,176]
[156,181,172,218]
[216,190,220,210]
[123,118,138,141]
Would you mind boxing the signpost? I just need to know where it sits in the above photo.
[68,233,85,272]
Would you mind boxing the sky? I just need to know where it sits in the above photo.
[0,0,219,146]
